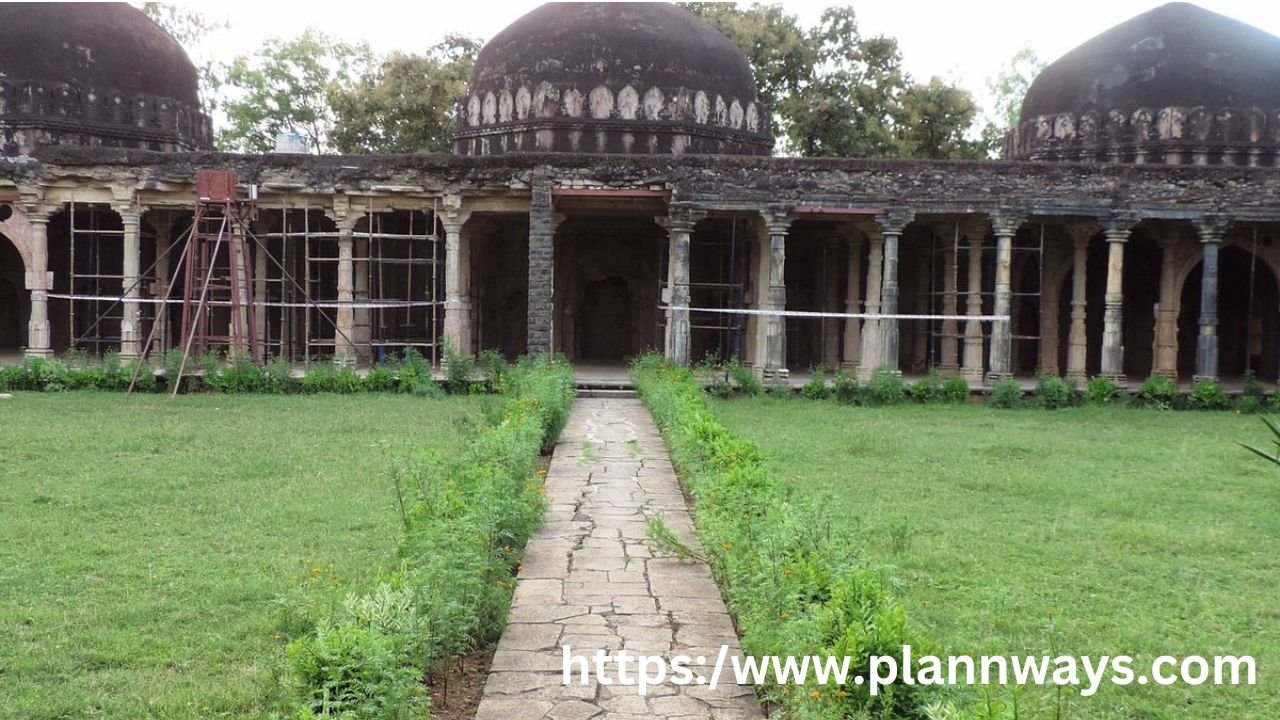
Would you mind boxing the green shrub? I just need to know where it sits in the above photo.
[262,357,299,394]
[942,376,969,404]
[866,367,906,406]
[1236,395,1265,415]
[285,356,573,717]
[1086,376,1117,406]
[205,354,266,393]
[1188,378,1230,411]
[1035,374,1075,410]
[800,370,830,400]
[909,368,945,404]
[443,343,477,394]
[726,358,763,397]
[364,366,397,393]
[395,348,442,397]
[832,370,861,405]
[1137,375,1179,410]
[476,349,508,392]
[1242,369,1266,400]
[630,355,935,718]
[987,378,1022,409]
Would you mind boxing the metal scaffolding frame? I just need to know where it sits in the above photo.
[358,203,445,365]
[66,201,125,352]
[655,215,748,363]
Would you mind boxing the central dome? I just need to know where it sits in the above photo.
[454,2,772,156]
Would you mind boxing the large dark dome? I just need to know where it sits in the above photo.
[0,2,212,156]
[454,2,772,156]
[1007,2,1280,165]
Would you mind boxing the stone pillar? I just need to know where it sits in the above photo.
[939,228,959,375]
[528,175,555,356]
[857,228,884,381]
[335,217,357,362]
[987,215,1022,381]
[354,235,370,349]
[254,234,268,354]
[841,231,863,371]
[442,203,473,357]
[1065,226,1093,383]
[1194,219,1227,381]
[1100,223,1132,382]
[150,213,174,354]
[763,214,790,381]
[664,214,696,366]
[26,214,52,358]
[962,224,986,385]
[822,237,841,369]
[119,209,142,359]
[1153,235,1182,377]
[880,227,903,374]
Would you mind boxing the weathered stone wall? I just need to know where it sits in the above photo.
[6,148,1279,223]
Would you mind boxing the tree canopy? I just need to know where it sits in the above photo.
[148,2,1016,159]
[685,3,984,159]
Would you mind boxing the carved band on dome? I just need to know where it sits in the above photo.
[0,77,212,151]
[459,81,769,138]
[1008,105,1280,165]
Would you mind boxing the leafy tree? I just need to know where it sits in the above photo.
[328,35,479,154]
[686,3,979,159]
[899,77,983,159]
[976,47,1047,157]
[139,2,226,114]
[218,30,372,153]
[682,2,814,112]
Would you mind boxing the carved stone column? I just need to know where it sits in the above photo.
[875,210,912,376]
[1065,225,1093,383]
[763,211,791,381]
[442,200,473,358]
[841,230,863,372]
[335,215,358,362]
[1153,234,1182,377]
[987,213,1023,381]
[938,226,959,375]
[150,213,175,354]
[1100,220,1134,383]
[527,175,556,356]
[26,213,52,358]
[663,210,699,366]
[1194,217,1228,381]
[961,221,987,385]
[857,227,884,381]
[1039,245,1063,377]
[119,207,142,359]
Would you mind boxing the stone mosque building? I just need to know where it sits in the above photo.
[1,1,1279,386]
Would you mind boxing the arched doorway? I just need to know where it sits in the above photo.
[1179,246,1279,379]
[0,232,28,352]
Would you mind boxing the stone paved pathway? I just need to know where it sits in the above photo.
[475,398,763,720]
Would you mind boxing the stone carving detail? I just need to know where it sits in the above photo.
[693,91,710,125]
[617,85,639,120]
[643,87,664,121]
[515,86,531,120]
[0,77,212,153]
[482,92,497,124]
[453,79,772,156]
[588,86,614,120]
[1009,103,1280,165]
[498,90,513,123]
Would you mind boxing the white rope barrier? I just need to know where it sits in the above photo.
[47,293,442,309]
[660,305,1010,322]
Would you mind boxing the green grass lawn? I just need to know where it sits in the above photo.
[0,392,478,720]
[712,398,1280,719]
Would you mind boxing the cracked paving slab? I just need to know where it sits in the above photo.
[476,398,763,720]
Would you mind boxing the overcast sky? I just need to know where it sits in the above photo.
[183,0,1280,120]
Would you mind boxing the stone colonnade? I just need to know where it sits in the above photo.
[0,190,1264,386]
